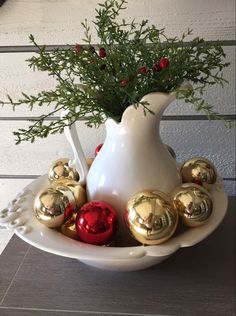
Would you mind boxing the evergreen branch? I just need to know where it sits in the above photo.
[0,0,233,144]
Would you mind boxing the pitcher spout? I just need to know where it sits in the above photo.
[140,91,176,117]
[120,91,176,129]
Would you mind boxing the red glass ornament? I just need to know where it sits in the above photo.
[99,47,107,58]
[64,203,76,221]
[159,57,170,69]
[138,66,148,74]
[76,201,118,245]
[95,143,103,156]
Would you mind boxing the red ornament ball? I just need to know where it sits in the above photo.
[76,201,118,245]
[99,47,107,58]
[159,57,170,69]
[95,143,103,156]
[64,202,76,221]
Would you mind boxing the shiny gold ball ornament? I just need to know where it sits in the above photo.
[125,190,179,245]
[86,157,94,168]
[61,213,78,240]
[34,187,76,228]
[172,183,213,227]
[48,158,79,182]
[52,180,87,209]
[180,157,217,189]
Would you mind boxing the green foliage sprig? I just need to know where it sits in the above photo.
[1,0,232,144]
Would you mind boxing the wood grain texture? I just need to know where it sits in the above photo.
[0,198,235,315]
[0,179,32,210]
[0,308,137,316]
[0,120,235,178]
[0,0,235,45]
[0,1,235,306]
[0,236,29,303]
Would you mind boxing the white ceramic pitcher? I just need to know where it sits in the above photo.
[63,92,181,239]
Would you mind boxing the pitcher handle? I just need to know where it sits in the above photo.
[61,110,88,186]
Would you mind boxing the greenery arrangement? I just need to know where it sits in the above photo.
[1,0,231,144]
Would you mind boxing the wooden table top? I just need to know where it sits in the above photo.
[0,196,235,316]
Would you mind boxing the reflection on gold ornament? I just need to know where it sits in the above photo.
[172,183,213,227]
[165,144,176,160]
[61,213,78,240]
[34,187,76,228]
[180,157,217,190]
[125,190,178,245]
[52,180,87,209]
[86,157,94,168]
[48,158,79,182]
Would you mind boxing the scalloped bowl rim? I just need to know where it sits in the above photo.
[0,174,228,263]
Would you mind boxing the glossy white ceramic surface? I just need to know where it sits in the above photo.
[0,175,228,271]
[61,109,89,186]
[65,92,182,236]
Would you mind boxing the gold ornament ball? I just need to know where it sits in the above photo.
[34,187,76,228]
[61,213,78,240]
[48,158,79,182]
[86,157,94,168]
[125,190,179,245]
[172,183,213,227]
[180,157,217,189]
[52,180,87,209]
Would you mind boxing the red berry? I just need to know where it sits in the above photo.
[159,57,170,69]
[95,143,103,156]
[138,66,148,74]
[120,79,130,87]
[153,63,162,72]
[74,44,82,54]
[99,47,106,58]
